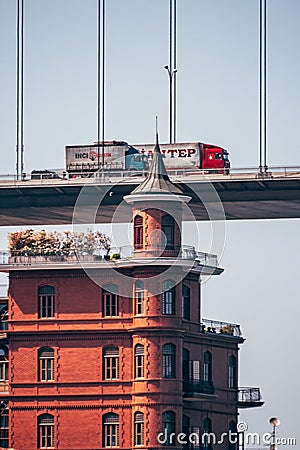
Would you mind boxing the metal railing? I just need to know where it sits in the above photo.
[201,319,242,337]
[1,165,300,183]
[183,379,215,395]
[0,246,218,267]
[238,387,262,403]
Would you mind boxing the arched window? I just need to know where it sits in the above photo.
[203,351,212,383]
[38,414,54,449]
[0,347,8,383]
[103,346,119,380]
[182,285,190,320]
[38,285,55,319]
[38,347,54,382]
[229,420,237,450]
[162,411,176,446]
[134,280,144,315]
[134,412,144,446]
[162,215,175,250]
[102,285,119,317]
[162,344,176,378]
[203,417,212,449]
[134,344,144,379]
[229,355,237,388]
[134,215,143,249]
[162,280,175,315]
[0,401,9,449]
[103,413,119,448]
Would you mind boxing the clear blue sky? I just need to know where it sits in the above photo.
[1,1,300,447]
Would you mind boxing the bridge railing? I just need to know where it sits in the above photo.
[1,165,300,183]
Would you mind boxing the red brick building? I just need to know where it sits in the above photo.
[0,138,263,449]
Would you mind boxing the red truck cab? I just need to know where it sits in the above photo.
[202,144,230,174]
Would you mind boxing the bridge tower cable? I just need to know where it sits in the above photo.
[97,0,105,169]
[20,0,25,177]
[16,0,20,180]
[16,0,25,180]
[259,0,262,174]
[263,0,267,173]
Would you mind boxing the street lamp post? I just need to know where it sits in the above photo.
[269,417,280,450]
[164,65,177,144]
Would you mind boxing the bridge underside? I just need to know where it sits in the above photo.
[0,177,300,226]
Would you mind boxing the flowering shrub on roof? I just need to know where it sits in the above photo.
[8,229,111,256]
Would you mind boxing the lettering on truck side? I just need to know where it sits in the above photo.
[139,148,196,158]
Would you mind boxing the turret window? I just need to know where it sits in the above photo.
[162,411,176,446]
[162,280,176,315]
[134,412,144,446]
[162,344,176,378]
[134,344,144,379]
[182,285,190,320]
[203,417,212,449]
[134,280,144,315]
[203,351,212,383]
[134,215,143,249]
[229,355,237,388]
[162,215,175,250]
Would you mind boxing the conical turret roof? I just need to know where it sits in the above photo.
[131,135,183,195]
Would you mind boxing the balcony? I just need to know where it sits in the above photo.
[0,246,220,269]
[183,378,215,397]
[238,387,264,408]
[201,318,242,338]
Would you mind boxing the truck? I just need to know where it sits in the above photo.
[65,141,149,177]
[133,142,230,173]
[65,141,230,177]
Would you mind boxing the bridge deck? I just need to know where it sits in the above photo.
[0,171,300,226]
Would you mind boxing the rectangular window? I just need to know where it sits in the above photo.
[135,355,144,379]
[39,424,54,449]
[40,358,54,382]
[163,292,174,315]
[0,404,9,449]
[104,356,119,380]
[103,293,119,317]
[135,291,144,315]
[104,424,119,447]
[134,422,144,446]
[39,295,54,319]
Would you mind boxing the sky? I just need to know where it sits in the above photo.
[1,0,300,447]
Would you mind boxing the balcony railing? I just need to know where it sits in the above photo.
[0,246,218,267]
[238,387,262,403]
[183,379,215,395]
[201,319,242,337]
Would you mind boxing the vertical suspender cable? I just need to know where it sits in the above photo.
[173,0,177,143]
[97,0,105,169]
[16,0,20,180]
[169,0,173,144]
[259,0,262,173]
[102,0,105,167]
[20,0,24,177]
[264,0,267,172]
[97,0,101,169]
